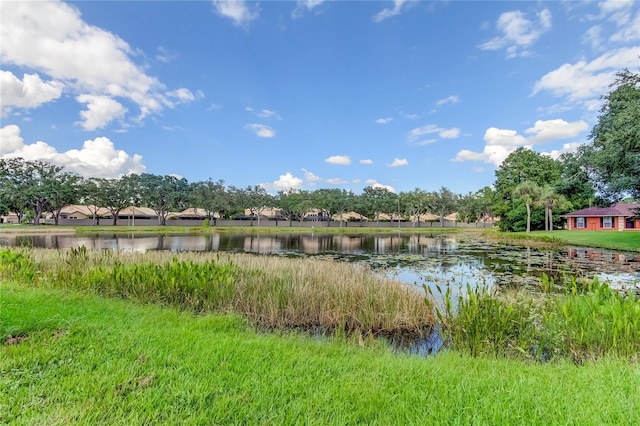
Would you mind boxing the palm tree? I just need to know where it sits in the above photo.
[513,181,542,233]
[538,185,571,231]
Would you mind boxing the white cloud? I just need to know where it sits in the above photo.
[373,0,412,23]
[0,1,195,129]
[292,0,325,19]
[524,119,589,144]
[435,95,459,107]
[541,142,583,160]
[408,124,461,144]
[1,124,145,178]
[245,123,275,138]
[479,8,552,58]
[376,117,393,124]
[261,172,303,192]
[388,158,408,167]
[0,124,24,155]
[76,95,127,131]
[610,9,640,42]
[439,128,461,139]
[325,155,351,165]
[326,177,348,185]
[453,145,513,167]
[302,168,321,185]
[583,25,603,49]
[599,0,634,15]
[212,0,258,26]
[155,46,177,63]
[359,159,373,165]
[453,120,590,167]
[414,139,437,146]
[247,107,282,120]
[366,179,396,193]
[167,88,197,104]
[0,71,64,114]
[533,47,639,103]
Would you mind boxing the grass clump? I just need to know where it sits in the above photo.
[432,274,640,362]
[0,247,432,340]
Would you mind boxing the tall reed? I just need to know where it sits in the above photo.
[0,248,433,339]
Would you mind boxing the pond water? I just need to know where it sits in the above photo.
[2,232,639,293]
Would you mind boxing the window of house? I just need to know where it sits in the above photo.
[626,218,636,229]
[601,216,614,229]
[575,217,586,228]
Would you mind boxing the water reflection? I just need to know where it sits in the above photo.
[2,232,638,289]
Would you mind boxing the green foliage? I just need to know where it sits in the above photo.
[0,158,79,225]
[0,248,37,282]
[50,250,238,312]
[494,149,564,232]
[499,199,545,232]
[430,274,640,362]
[3,248,431,338]
[581,68,640,200]
[133,173,190,225]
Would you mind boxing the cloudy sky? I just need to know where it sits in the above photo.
[1,0,638,194]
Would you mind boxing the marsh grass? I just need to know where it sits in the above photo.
[0,247,432,339]
[431,274,640,362]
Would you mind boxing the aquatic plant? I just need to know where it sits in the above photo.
[1,248,433,339]
[429,273,640,362]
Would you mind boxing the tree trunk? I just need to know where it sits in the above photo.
[526,202,531,233]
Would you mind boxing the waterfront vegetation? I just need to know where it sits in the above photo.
[3,281,640,424]
[2,241,640,423]
[0,247,432,338]
[433,275,640,363]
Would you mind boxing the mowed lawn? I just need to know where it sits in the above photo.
[526,230,640,252]
[2,283,640,425]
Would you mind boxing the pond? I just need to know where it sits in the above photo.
[2,232,639,293]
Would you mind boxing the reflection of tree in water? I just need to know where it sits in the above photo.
[2,232,638,288]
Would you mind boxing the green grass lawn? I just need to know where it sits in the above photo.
[523,230,640,252]
[3,282,640,425]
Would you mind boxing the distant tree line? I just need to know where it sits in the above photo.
[1,69,637,231]
[0,158,494,227]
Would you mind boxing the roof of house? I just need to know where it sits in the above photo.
[410,213,439,222]
[59,204,111,216]
[119,206,158,217]
[331,211,368,221]
[563,203,640,217]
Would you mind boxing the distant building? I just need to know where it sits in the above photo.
[562,203,640,231]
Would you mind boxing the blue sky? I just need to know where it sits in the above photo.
[1,0,639,194]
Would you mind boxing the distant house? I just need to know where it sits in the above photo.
[331,211,368,222]
[169,208,219,220]
[562,203,640,231]
[54,204,110,220]
[0,212,20,224]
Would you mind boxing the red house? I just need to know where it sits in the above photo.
[563,203,640,231]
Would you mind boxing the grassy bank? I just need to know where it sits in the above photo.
[3,283,640,425]
[489,230,640,252]
[1,248,432,339]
